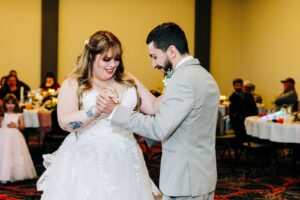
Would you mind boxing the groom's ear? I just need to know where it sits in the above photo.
[167,45,177,59]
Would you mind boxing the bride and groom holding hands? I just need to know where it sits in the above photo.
[37,22,219,200]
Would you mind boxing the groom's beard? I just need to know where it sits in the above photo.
[163,58,173,76]
[155,57,173,75]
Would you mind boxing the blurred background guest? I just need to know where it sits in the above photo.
[243,80,263,103]
[274,77,298,111]
[9,70,31,92]
[39,72,60,106]
[40,72,60,91]
[0,74,30,102]
[0,76,6,89]
[229,78,258,141]
[0,107,3,126]
[0,76,6,106]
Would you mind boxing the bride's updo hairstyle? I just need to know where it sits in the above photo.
[70,31,136,100]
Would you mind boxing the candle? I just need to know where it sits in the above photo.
[20,86,24,103]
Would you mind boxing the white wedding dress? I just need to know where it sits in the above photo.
[37,87,161,200]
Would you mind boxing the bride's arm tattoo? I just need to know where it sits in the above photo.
[69,121,83,129]
[86,109,93,117]
[67,107,100,130]
[85,106,101,118]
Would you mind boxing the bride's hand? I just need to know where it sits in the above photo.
[96,90,120,114]
[102,88,120,104]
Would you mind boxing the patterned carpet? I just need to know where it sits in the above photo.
[215,161,300,199]
[0,179,41,200]
[0,146,43,200]
[0,141,299,199]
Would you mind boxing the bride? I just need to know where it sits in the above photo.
[37,30,162,200]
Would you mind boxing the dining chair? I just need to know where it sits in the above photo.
[42,108,68,153]
[241,136,279,178]
[290,143,300,177]
[215,111,237,172]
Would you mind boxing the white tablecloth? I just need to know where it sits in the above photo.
[245,116,300,144]
[23,109,40,128]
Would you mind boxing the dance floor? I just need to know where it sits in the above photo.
[215,161,300,199]
[0,142,299,200]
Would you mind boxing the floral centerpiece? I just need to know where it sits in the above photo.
[44,97,58,110]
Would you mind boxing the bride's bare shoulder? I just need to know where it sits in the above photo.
[61,77,78,89]
[58,77,78,100]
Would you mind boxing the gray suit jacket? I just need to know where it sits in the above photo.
[111,58,220,197]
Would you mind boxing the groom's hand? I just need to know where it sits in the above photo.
[96,89,120,114]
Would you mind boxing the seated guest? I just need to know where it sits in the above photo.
[0,75,30,101]
[0,106,3,122]
[243,80,263,103]
[0,76,5,106]
[40,72,60,91]
[274,77,298,111]
[229,78,258,141]
[9,70,31,92]
[0,76,6,89]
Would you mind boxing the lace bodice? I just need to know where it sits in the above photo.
[37,86,160,200]
[77,87,138,138]
[81,86,137,112]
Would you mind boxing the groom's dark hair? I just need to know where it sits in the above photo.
[146,22,189,54]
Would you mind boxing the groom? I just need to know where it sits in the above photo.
[99,22,220,200]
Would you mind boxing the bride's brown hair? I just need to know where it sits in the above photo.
[70,31,137,108]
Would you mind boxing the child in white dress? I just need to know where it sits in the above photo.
[0,94,37,184]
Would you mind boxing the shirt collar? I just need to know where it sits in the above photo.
[175,55,193,70]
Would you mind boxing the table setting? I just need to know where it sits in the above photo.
[245,107,300,144]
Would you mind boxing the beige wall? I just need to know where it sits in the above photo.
[0,0,194,92]
[3,0,300,108]
[58,0,195,92]
[0,0,41,89]
[211,0,300,108]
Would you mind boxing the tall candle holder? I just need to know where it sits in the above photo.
[20,86,24,104]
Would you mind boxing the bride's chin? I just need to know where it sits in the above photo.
[106,74,115,80]
[95,74,114,81]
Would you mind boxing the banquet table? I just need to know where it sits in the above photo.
[23,109,52,145]
[245,116,300,144]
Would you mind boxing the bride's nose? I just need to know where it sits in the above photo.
[109,59,119,67]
